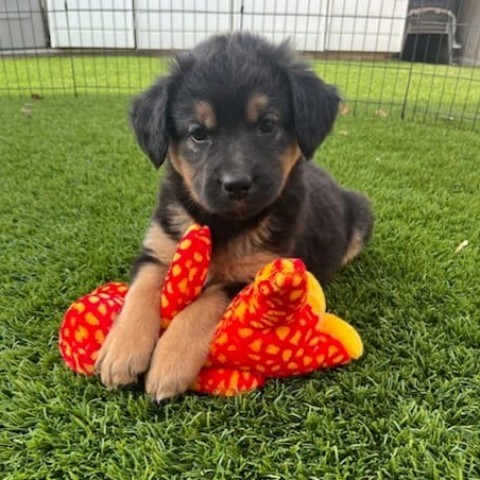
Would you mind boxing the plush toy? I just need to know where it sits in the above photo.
[59,224,363,395]
[59,224,212,376]
[58,281,128,375]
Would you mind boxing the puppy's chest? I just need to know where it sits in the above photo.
[207,236,277,285]
[164,203,278,284]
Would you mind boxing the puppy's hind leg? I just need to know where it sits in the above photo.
[341,190,374,266]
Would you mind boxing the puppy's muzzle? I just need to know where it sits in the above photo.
[220,173,253,201]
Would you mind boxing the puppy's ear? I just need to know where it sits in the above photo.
[288,63,340,159]
[130,76,173,169]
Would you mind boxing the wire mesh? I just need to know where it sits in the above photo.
[0,0,479,129]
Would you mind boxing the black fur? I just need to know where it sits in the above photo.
[131,33,373,286]
[130,76,174,169]
[287,59,340,159]
[130,250,164,279]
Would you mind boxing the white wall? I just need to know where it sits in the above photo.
[47,0,135,48]
[135,0,231,50]
[326,0,409,52]
[236,0,328,52]
[47,0,408,53]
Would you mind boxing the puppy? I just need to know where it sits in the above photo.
[96,33,373,400]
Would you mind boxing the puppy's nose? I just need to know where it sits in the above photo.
[221,173,252,200]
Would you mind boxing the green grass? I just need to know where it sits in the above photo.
[1,93,480,476]
[2,54,480,125]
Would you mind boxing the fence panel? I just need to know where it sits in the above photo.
[0,0,479,129]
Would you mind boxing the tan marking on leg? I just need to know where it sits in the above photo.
[341,230,365,266]
[143,221,179,264]
[95,262,168,388]
[194,100,216,130]
[145,285,230,400]
[165,203,195,236]
[246,93,269,123]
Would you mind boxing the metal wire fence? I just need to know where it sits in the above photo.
[1,0,480,128]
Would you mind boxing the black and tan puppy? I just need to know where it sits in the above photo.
[96,33,373,400]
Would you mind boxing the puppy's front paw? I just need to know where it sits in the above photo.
[95,313,159,389]
[145,338,201,401]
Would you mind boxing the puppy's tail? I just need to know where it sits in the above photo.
[341,190,374,266]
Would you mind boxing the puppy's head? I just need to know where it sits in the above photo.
[131,33,339,219]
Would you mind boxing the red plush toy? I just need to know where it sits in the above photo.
[59,224,363,395]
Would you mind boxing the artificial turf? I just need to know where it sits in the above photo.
[1,91,479,477]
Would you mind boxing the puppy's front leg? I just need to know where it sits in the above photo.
[145,285,229,401]
[95,262,167,388]
[96,221,176,388]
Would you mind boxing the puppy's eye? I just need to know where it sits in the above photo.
[259,118,276,134]
[190,128,208,142]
